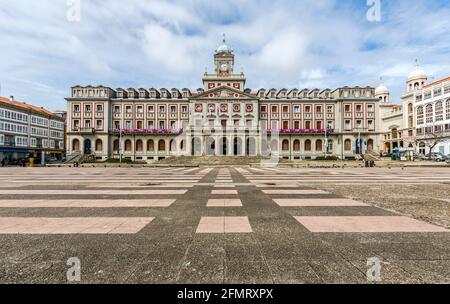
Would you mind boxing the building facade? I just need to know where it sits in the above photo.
[378,61,450,156]
[66,38,381,162]
[0,97,66,163]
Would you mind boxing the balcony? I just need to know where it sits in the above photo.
[266,128,334,135]
[111,128,184,136]
[74,128,96,135]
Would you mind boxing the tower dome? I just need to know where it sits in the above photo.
[408,60,427,81]
[407,60,427,92]
[215,34,233,54]
[375,78,389,95]
[375,77,390,103]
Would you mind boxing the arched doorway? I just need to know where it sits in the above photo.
[170,140,177,153]
[293,140,300,152]
[367,139,374,152]
[219,138,228,156]
[305,140,312,152]
[246,137,256,156]
[344,139,352,151]
[158,140,166,152]
[95,139,103,152]
[282,140,289,151]
[136,140,143,152]
[84,139,92,154]
[206,137,216,156]
[124,140,132,152]
[72,139,80,152]
[316,140,323,152]
[233,138,242,156]
[192,137,202,156]
[147,140,154,152]
[113,139,119,153]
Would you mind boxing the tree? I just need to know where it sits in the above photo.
[415,123,445,159]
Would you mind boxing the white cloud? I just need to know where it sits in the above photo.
[0,0,449,109]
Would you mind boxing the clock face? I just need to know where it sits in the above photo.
[220,63,228,72]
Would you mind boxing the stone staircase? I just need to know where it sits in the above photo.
[156,156,270,166]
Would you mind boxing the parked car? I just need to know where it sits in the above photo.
[426,153,447,162]
[381,152,390,158]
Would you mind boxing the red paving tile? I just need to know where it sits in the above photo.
[207,199,242,207]
[295,216,449,233]
[263,189,329,195]
[196,216,252,233]
[274,199,368,207]
[0,199,176,208]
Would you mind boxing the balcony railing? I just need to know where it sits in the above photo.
[266,128,334,135]
[111,128,184,136]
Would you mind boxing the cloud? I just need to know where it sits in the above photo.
[0,0,449,110]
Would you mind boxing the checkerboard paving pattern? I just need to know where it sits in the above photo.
[196,216,252,233]
[207,199,242,207]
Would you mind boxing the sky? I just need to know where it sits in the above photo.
[0,0,449,110]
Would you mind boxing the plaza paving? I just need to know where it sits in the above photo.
[0,166,449,283]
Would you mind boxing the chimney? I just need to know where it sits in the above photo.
[10,96,14,101]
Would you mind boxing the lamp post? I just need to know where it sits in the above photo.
[119,128,123,164]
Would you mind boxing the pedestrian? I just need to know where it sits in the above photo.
[0,159,5,167]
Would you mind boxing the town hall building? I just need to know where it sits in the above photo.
[66,37,381,162]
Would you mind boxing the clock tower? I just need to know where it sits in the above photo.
[214,34,234,76]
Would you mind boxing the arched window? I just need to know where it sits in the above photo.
[435,101,443,121]
[170,140,176,152]
[271,140,279,151]
[72,139,80,152]
[113,140,119,153]
[158,140,166,152]
[293,140,300,152]
[180,140,185,151]
[368,139,374,152]
[344,139,352,151]
[316,140,323,152]
[425,104,433,123]
[282,140,289,151]
[124,140,132,152]
[408,103,413,114]
[147,140,154,152]
[417,106,424,125]
[305,140,312,151]
[136,140,143,152]
[95,139,103,151]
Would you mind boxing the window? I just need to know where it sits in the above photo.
[293,106,301,113]
[74,105,80,112]
[425,104,433,123]
[96,120,103,129]
[344,139,352,151]
[282,140,289,151]
[137,106,143,113]
[282,106,289,113]
[417,106,424,125]
[316,106,322,113]
[368,120,374,129]
[73,120,80,129]
[345,120,351,130]
[96,104,103,112]
[171,106,177,113]
[316,140,323,152]
[260,105,267,113]
[137,121,143,129]
[356,105,362,112]
[85,120,91,128]
[446,100,450,120]
[148,105,155,112]
[181,106,188,113]
[305,121,311,129]
[125,106,132,113]
[85,105,91,112]
[316,121,322,129]
[356,120,362,128]
[345,105,351,112]
[283,121,289,129]
[158,140,166,152]
[159,106,165,113]
[147,140,154,152]
[125,121,132,128]
[114,121,120,129]
[367,105,374,113]
[125,140,132,152]
[435,101,443,121]
[147,121,154,128]
[114,105,121,113]
[327,106,333,113]
[305,106,311,113]
[294,121,300,129]
[136,140,143,152]
[159,121,165,129]
[95,139,103,151]
[271,106,278,113]
[305,140,312,152]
